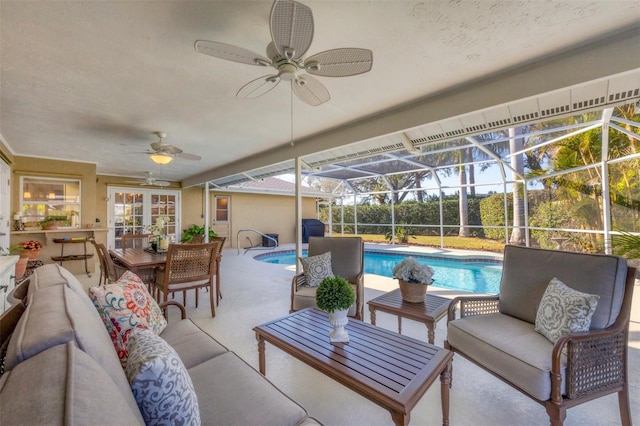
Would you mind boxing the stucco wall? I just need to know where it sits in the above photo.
[219,192,318,248]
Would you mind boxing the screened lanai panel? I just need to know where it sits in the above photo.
[352,159,423,175]
[609,158,640,232]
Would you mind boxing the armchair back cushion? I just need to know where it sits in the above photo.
[498,245,627,329]
[307,236,363,283]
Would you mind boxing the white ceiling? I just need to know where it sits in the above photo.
[1,1,639,186]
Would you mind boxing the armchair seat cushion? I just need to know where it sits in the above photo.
[447,313,566,401]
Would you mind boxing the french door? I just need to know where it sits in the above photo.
[107,187,180,249]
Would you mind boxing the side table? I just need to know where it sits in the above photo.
[368,289,450,344]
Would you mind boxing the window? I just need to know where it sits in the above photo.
[20,177,81,228]
[215,196,228,222]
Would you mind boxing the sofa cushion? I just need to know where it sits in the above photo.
[535,277,599,343]
[125,329,200,426]
[0,342,144,425]
[447,313,566,401]
[498,245,627,328]
[27,263,94,311]
[300,251,333,287]
[89,271,167,366]
[160,319,228,369]
[4,284,140,416]
[189,352,309,426]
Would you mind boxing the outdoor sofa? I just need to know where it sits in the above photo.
[0,263,319,425]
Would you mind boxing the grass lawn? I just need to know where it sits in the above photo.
[337,233,505,252]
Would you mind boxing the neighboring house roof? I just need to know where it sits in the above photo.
[219,177,330,198]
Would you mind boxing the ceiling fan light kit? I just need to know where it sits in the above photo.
[139,131,202,165]
[150,153,173,165]
[194,0,373,106]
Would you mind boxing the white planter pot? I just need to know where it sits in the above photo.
[328,308,350,343]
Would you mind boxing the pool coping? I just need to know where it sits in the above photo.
[253,242,503,264]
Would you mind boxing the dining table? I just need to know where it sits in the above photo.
[108,247,166,292]
[109,246,222,304]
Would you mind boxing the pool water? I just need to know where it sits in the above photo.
[257,250,503,294]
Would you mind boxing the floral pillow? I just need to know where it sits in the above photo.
[89,271,167,367]
[125,329,200,425]
[300,251,334,288]
[534,277,600,344]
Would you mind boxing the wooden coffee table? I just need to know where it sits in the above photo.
[368,289,450,344]
[253,308,453,426]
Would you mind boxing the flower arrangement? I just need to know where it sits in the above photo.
[146,216,170,237]
[392,256,434,285]
[21,240,43,251]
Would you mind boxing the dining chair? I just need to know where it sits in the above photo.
[210,236,226,305]
[121,233,153,250]
[89,238,126,284]
[154,241,222,317]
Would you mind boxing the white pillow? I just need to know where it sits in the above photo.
[535,277,599,344]
[125,329,200,426]
[299,251,334,287]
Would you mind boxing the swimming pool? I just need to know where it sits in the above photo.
[256,249,503,294]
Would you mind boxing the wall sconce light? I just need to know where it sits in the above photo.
[23,191,31,199]
[48,192,56,199]
[150,154,173,165]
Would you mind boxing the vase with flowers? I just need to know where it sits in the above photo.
[146,216,170,252]
[392,256,435,303]
[21,240,43,260]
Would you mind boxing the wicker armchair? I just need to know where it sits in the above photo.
[445,245,636,426]
[290,236,364,320]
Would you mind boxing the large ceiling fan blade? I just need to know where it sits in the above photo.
[305,48,373,77]
[292,74,330,106]
[237,74,281,99]
[270,0,313,60]
[175,152,202,161]
[194,40,271,66]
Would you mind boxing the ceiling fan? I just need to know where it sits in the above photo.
[194,0,373,106]
[142,132,202,165]
[126,171,170,187]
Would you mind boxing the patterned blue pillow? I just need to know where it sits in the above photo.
[534,277,599,344]
[125,329,200,425]
[300,251,334,287]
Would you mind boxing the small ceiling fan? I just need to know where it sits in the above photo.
[195,0,373,106]
[126,171,170,187]
[141,132,202,165]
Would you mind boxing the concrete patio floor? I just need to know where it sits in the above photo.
[80,243,639,425]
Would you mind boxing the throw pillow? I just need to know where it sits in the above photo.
[89,271,167,367]
[300,251,334,287]
[125,329,200,426]
[534,277,600,344]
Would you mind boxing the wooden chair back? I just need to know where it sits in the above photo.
[156,241,223,317]
[89,238,124,284]
[121,233,153,251]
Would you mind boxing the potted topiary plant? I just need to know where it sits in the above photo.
[315,276,355,343]
[392,256,435,303]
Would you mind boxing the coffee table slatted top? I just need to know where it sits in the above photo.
[254,308,452,411]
